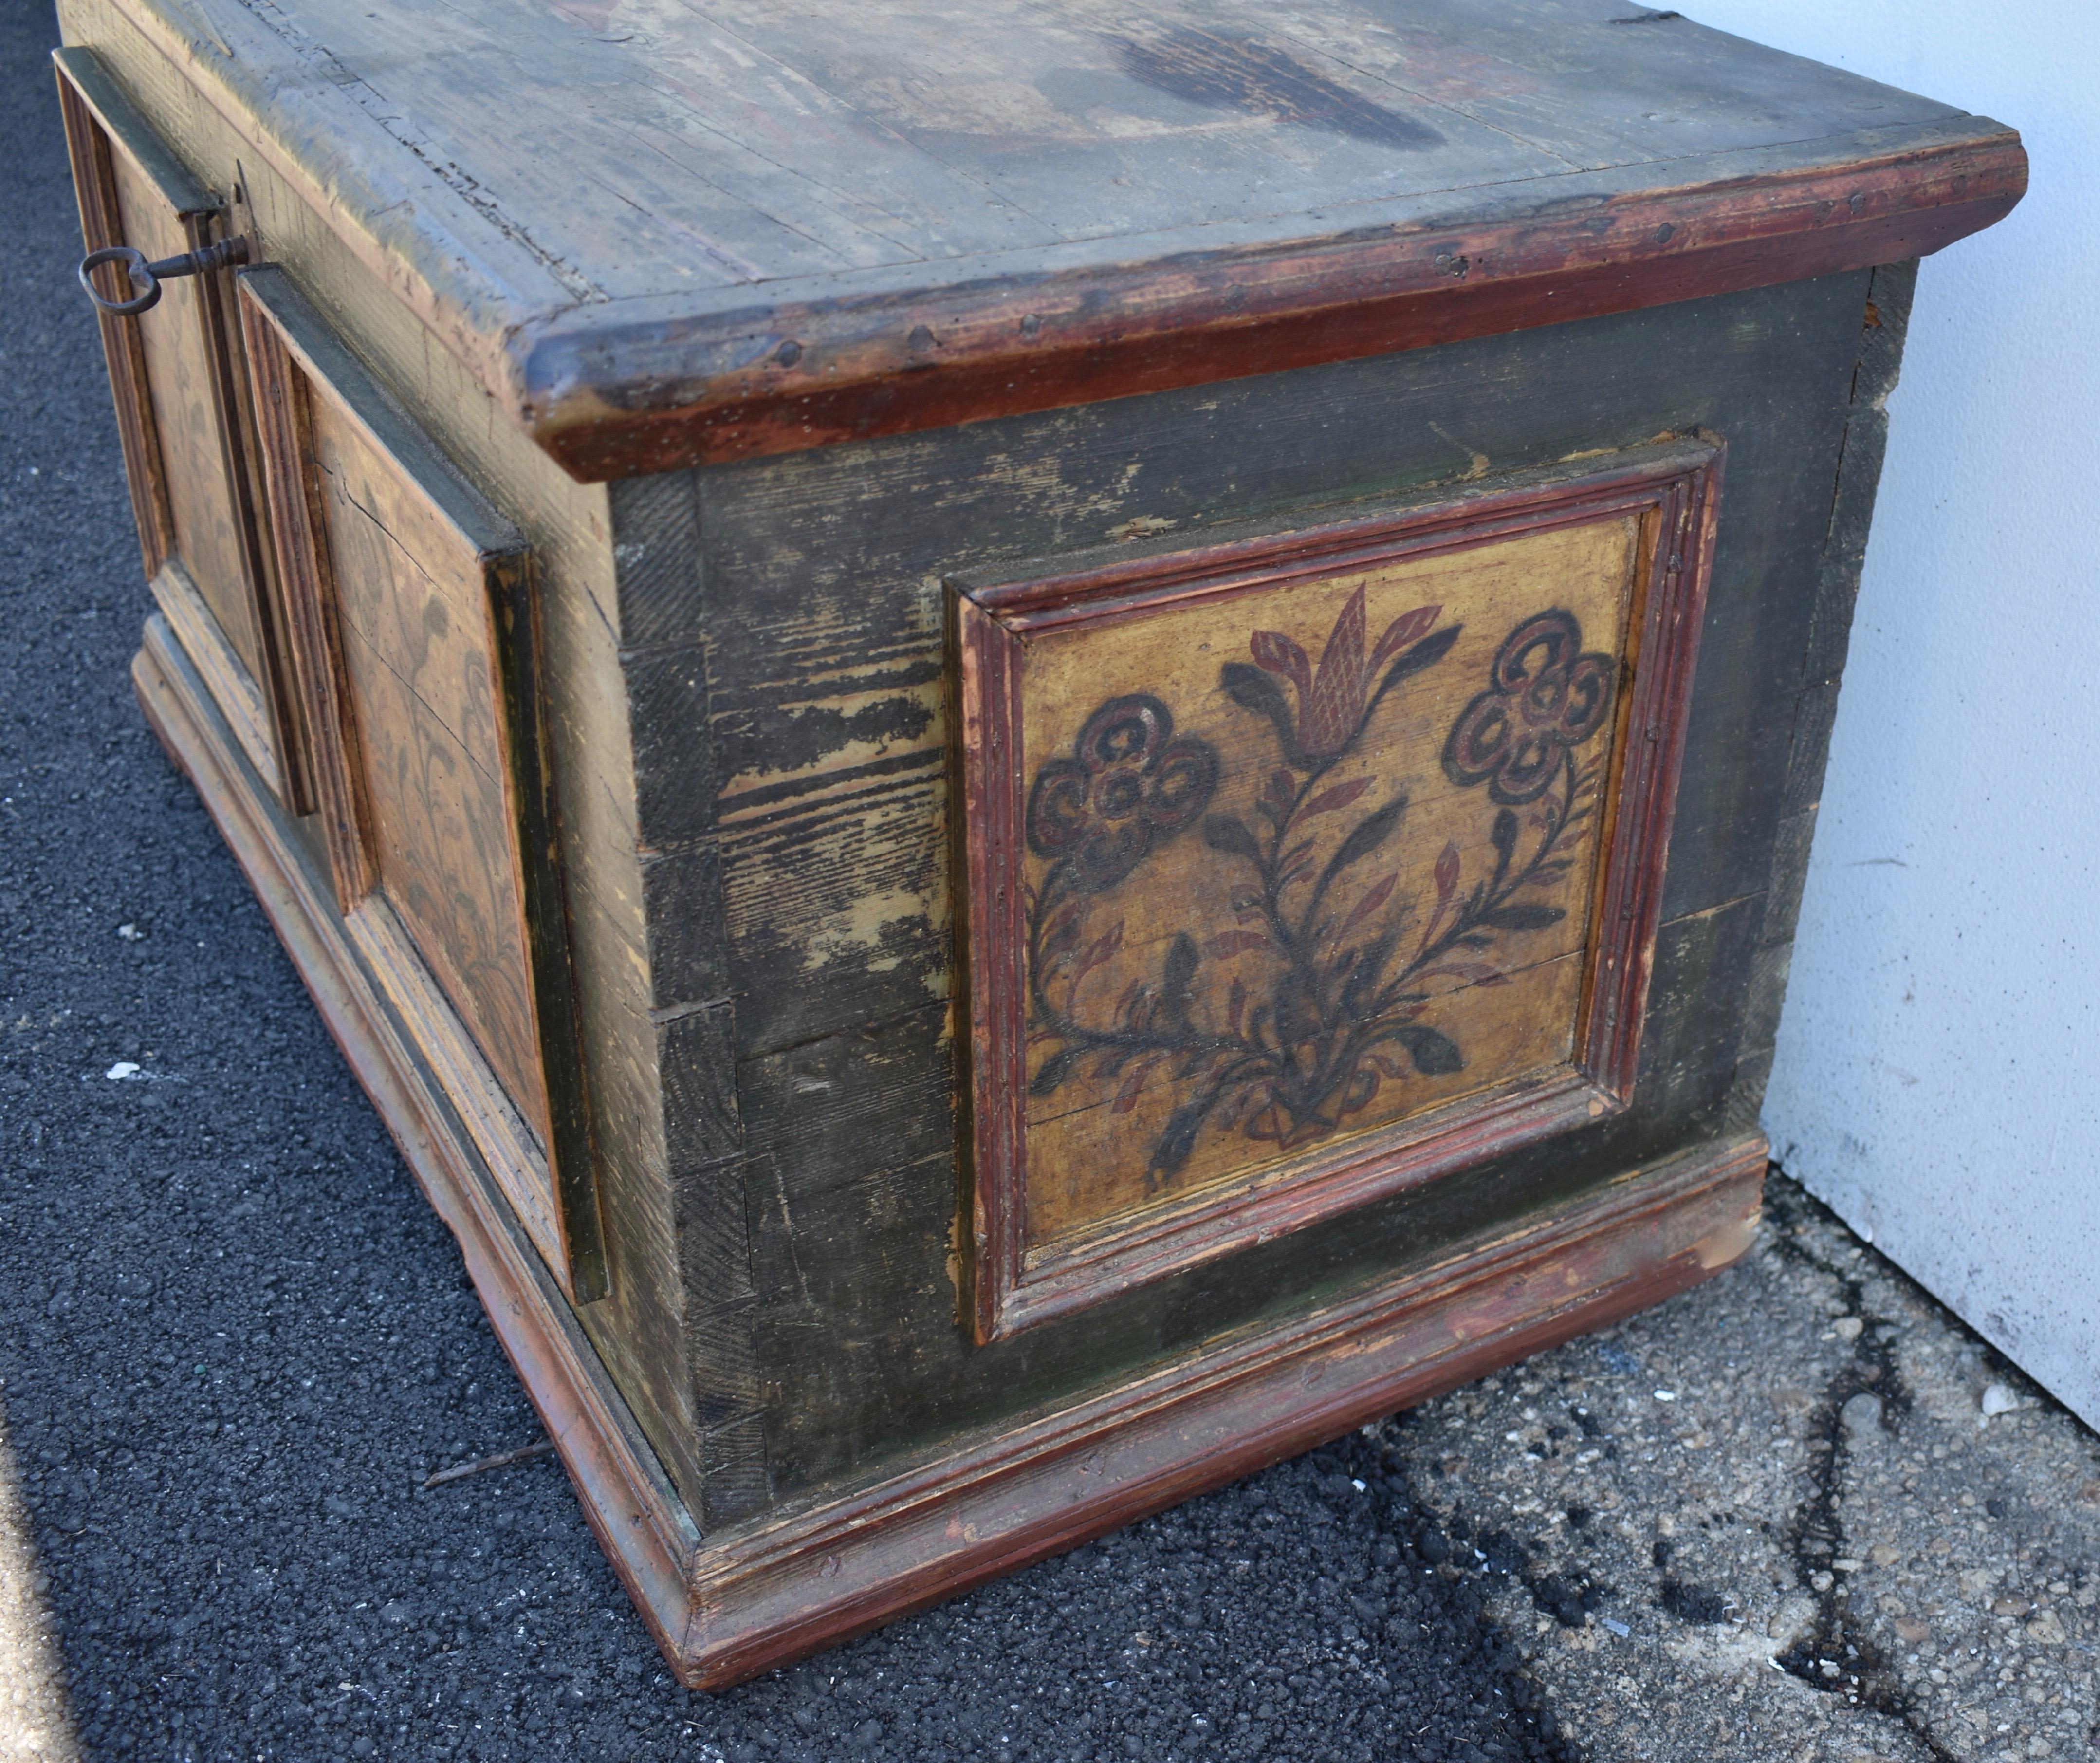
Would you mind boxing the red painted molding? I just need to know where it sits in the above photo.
[956,443,1723,1341]
[679,1132,1768,1687]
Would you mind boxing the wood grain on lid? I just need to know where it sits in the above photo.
[99,0,2025,472]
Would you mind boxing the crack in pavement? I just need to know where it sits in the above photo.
[1762,1180,1961,1762]
[1384,1169,2100,1762]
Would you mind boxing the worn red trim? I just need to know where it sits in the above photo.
[957,444,1723,1341]
[678,1132,1768,1687]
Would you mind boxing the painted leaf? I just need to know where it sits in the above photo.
[1341,872,1399,934]
[1369,602,1443,671]
[1261,769,1297,813]
[1319,796,1408,889]
[1219,663,1304,766]
[1302,776,1373,818]
[1113,1055,1164,1114]
[1298,586,1368,758]
[1373,625,1461,702]
[1205,930,1271,958]
[1069,924,1125,993]
[1390,1023,1464,1076]
[1030,1046,1081,1096]
[1162,931,1200,1005]
[1491,808,1519,874]
[1203,815,1263,862]
[1249,628,1312,693]
[1435,839,1460,903]
[1339,929,1400,1016]
[1149,1088,1220,1177]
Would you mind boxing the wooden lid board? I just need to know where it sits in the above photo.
[98,0,2024,475]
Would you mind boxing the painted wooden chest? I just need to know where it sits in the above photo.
[54,0,2023,1686]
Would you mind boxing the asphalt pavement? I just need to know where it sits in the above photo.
[2,5,2095,1761]
[0,8,1583,1757]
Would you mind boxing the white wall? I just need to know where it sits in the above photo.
[1684,2,2100,1425]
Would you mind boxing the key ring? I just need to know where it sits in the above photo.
[78,236,250,316]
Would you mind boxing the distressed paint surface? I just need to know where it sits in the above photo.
[107,153,262,679]
[678,269,1869,1487]
[104,0,1969,301]
[311,399,554,1149]
[67,0,700,1513]
[61,0,1962,1544]
[49,0,2032,1695]
[1013,518,1637,1245]
[58,0,2016,476]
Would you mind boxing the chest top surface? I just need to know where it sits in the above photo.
[83,0,2023,473]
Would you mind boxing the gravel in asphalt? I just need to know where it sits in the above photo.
[1385,1180,2100,1763]
[3,6,2096,1760]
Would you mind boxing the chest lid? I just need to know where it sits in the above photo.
[110,0,2022,476]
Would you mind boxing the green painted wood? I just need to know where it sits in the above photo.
[605,270,1896,1505]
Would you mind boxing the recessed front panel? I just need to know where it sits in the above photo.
[1016,516,1634,1245]
[959,445,1721,1337]
[310,396,553,1149]
[109,152,262,679]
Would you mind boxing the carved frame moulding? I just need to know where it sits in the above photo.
[956,441,1724,1341]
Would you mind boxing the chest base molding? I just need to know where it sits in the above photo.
[136,597,1760,1689]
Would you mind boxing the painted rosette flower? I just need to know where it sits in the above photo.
[1442,610,1615,804]
[1027,694,1218,891]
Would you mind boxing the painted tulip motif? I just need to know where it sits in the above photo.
[1024,598,1616,1186]
[1226,586,1450,767]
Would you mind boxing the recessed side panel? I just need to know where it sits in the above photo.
[237,264,604,1303]
[1015,516,1635,1243]
[959,444,1721,1338]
